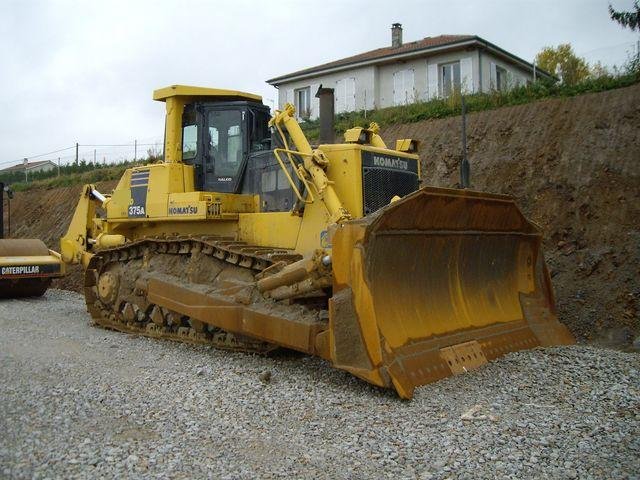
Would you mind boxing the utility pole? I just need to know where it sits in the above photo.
[57,157,60,177]
[0,182,4,239]
[23,158,28,183]
[7,190,10,237]
[134,139,137,162]
[75,142,79,165]
[460,95,470,189]
[94,149,96,164]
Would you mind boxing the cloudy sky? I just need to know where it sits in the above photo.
[0,0,637,167]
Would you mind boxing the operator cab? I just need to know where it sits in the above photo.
[155,85,300,212]
[181,100,271,193]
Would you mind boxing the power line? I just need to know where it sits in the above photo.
[578,40,637,57]
[26,145,76,159]
[79,143,160,147]
[0,145,76,167]
[1,140,163,168]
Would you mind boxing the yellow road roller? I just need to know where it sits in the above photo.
[0,183,65,298]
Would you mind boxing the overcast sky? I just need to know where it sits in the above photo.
[0,0,637,167]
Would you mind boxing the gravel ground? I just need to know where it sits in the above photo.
[0,290,638,479]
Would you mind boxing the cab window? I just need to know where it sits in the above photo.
[182,108,198,161]
[250,110,271,151]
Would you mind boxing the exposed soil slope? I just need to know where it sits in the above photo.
[382,84,640,343]
[3,85,638,343]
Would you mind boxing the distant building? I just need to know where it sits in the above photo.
[267,24,553,119]
[0,160,57,175]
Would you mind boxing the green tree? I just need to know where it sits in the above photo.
[609,1,640,31]
[535,44,590,85]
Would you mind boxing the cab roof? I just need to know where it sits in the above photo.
[153,85,262,103]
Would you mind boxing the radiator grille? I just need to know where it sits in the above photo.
[362,167,419,215]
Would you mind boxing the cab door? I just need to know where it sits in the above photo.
[203,108,247,193]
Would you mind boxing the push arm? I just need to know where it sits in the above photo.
[269,104,351,224]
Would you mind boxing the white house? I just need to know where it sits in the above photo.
[266,24,553,119]
[0,159,57,175]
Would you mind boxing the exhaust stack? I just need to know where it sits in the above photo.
[315,85,335,144]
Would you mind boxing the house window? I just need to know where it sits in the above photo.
[440,61,461,97]
[496,66,508,91]
[294,87,311,119]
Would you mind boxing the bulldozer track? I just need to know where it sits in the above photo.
[83,235,305,354]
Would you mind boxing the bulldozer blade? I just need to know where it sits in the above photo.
[329,186,574,399]
[0,239,63,298]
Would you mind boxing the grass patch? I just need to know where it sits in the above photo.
[300,72,640,141]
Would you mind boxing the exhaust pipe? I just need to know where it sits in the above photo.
[315,85,335,144]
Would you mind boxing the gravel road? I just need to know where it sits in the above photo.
[0,290,638,479]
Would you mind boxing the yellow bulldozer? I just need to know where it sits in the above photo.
[46,85,574,398]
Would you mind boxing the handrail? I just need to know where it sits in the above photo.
[272,148,315,204]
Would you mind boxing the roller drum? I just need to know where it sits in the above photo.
[0,239,54,298]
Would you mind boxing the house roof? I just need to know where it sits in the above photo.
[0,160,56,173]
[267,35,553,85]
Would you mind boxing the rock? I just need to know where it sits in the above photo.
[565,468,578,479]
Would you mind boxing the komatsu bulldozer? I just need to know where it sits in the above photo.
[59,85,573,398]
[0,183,65,298]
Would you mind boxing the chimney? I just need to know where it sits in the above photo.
[391,23,403,48]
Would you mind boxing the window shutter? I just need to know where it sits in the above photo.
[405,69,415,103]
[335,79,345,113]
[460,57,473,93]
[346,78,356,111]
[310,83,320,119]
[427,63,438,99]
[490,62,497,90]
[393,71,402,106]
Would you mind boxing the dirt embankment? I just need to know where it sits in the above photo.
[3,85,638,344]
[382,84,640,344]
